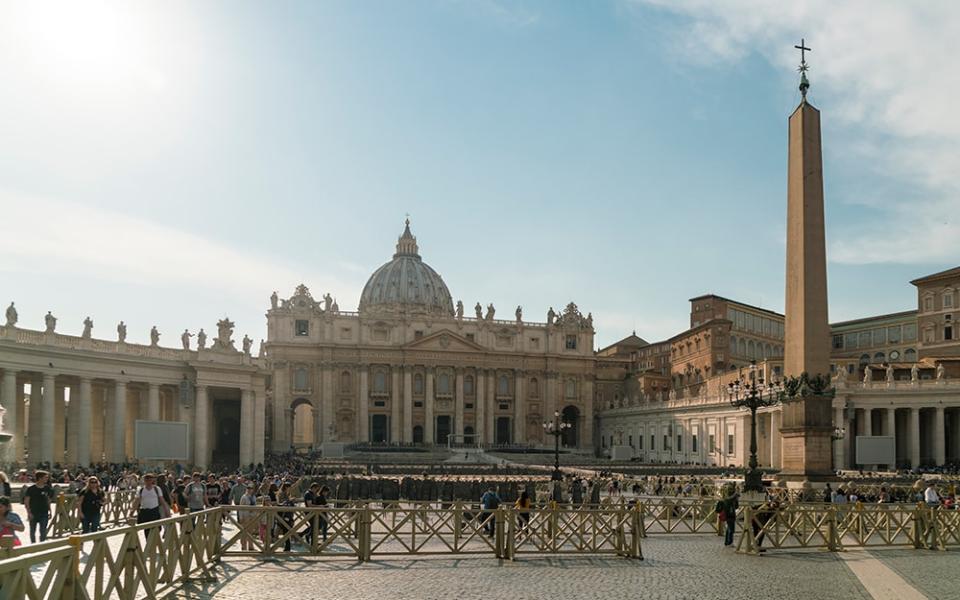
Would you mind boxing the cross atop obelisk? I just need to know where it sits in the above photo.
[795,39,812,100]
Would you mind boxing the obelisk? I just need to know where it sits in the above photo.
[779,41,835,481]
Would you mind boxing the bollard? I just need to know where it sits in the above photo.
[631,503,644,560]
[494,506,506,559]
[826,507,839,552]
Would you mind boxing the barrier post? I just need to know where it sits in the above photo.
[495,506,506,559]
[631,503,644,560]
[63,535,82,599]
[827,507,839,552]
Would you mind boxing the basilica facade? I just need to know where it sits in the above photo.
[264,220,597,452]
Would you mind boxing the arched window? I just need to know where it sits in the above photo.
[859,354,870,366]
[747,340,756,358]
[874,352,885,362]
[414,373,424,395]
[565,379,576,399]
[529,377,539,397]
[904,348,917,361]
[464,375,474,395]
[729,335,737,354]
[438,373,451,394]
[498,375,509,395]
[738,338,746,356]
[373,371,387,393]
[294,368,308,390]
[340,371,351,392]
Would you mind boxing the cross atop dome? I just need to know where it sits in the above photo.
[395,216,420,258]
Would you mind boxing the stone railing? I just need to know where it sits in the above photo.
[836,378,958,392]
[1,325,264,367]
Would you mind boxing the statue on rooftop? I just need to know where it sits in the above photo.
[181,329,193,350]
[323,293,333,312]
[44,311,57,334]
[911,363,919,382]
[937,363,946,380]
[4,302,16,327]
[863,365,872,384]
[270,291,278,309]
[82,317,93,339]
[485,303,496,321]
[197,328,207,350]
[455,300,464,320]
[886,363,895,382]
[474,302,483,319]
[150,326,160,347]
[547,307,556,326]
[515,305,522,323]
[117,321,127,343]
[242,334,253,355]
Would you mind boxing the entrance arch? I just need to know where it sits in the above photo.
[291,398,314,447]
[413,425,424,444]
[435,415,451,444]
[561,405,580,448]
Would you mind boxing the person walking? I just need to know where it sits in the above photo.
[0,497,25,548]
[132,473,170,544]
[515,489,532,531]
[715,488,739,547]
[184,473,208,513]
[78,477,107,533]
[480,485,501,537]
[238,483,258,551]
[24,470,55,543]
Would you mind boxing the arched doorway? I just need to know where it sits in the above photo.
[561,405,579,448]
[413,425,424,444]
[291,398,314,447]
[495,417,511,445]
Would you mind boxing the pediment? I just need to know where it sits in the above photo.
[404,329,485,352]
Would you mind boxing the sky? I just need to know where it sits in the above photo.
[0,0,957,350]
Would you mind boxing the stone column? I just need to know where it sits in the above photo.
[475,370,485,444]
[885,408,897,470]
[909,407,921,468]
[771,409,782,469]
[359,368,369,443]
[34,373,56,465]
[454,370,464,437]
[147,383,161,421]
[544,373,557,445]
[194,385,209,469]
[240,388,254,467]
[76,378,92,467]
[254,387,266,465]
[424,369,434,444]
[272,365,289,452]
[111,380,127,463]
[485,371,495,444]
[321,365,334,444]
[391,367,401,443]
[0,369,18,463]
[934,406,946,466]
[513,371,524,444]
[402,367,413,443]
[582,377,594,449]
[54,384,66,462]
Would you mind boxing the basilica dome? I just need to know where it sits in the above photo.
[358,220,455,317]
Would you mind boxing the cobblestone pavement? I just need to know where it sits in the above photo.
[872,549,960,600]
[162,536,886,600]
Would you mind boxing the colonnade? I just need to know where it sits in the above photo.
[0,367,266,469]
[834,403,960,470]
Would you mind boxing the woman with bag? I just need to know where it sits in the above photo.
[78,477,107,533]
[0,497,25,547]
[715,487,739,547]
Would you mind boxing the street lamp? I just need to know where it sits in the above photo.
[725,361,783,492]
[831,426,846,472]
[543,411,571,481]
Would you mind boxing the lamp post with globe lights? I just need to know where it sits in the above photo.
[543,411,570,481]
[725,361,784,492]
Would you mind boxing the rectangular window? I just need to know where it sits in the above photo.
[676,434,682,452]
[887,326,901,343]
[692,432,698,453]
[628,435,633,447]
[726,434,734,455]
[946,326,954,341]
[373,401,385,407]
[858,331,872,348]
[946,295,955,308]
[295,320,309,336]
[726,424,736,455]
[650,434,655,451]
[465,403,473,409]
[638,434,643,450]
[708,434,716,454]
[903,324,918,342]
[663,434,669,451]
[372,328,388,341]
[565,335,578,350]
[832,335,844,349]
[873,328,886,346]
[414,401,423,408]
[466,333,475,342]
[414,330,423,339]
[498,402,509,410]
[844,333,857,349]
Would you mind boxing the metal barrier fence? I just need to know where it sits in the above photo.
[0,509,222,599]
[735,503,960,554]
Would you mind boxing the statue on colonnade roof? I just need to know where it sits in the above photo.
[5,302,16,327]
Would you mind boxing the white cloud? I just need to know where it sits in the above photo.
[632,0,960,264]
[0,190,363,306]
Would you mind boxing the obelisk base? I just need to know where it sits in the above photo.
[777,394,836,483]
